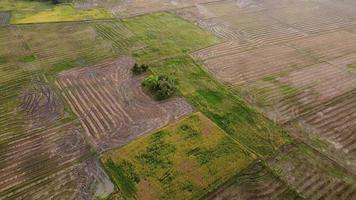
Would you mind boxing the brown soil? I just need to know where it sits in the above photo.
[56,56,193,151]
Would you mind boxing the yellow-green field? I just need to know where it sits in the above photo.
[101,112,255,199]
[0,0,112,24]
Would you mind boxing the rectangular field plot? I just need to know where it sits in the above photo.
[56,56,193,151]
[288,30,356,61]
[0,0,112,24]
[291,91,356,163]
[201,44,317,85]
[206,161,301,200]
[16,20,137,73]
[260,0,356,34]
[0,158,113,200]
[240,62,356,123]
[177,1,307,49]
[267,143,356,200]
[0,122,91,199]
[101,112,254,200]
[124,12,219,62]
[74,0,217,17]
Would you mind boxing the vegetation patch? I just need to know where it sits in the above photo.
[132,63,149,75]
[142,75,177,100]
[101,112,254,199]
[124,12,219,62]
[347,62,356,70]
[0,0,112,24]
[19,54,36,63]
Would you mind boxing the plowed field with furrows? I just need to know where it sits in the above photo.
[0,158,113,200]
[56,56,193,151]
[177,5,308,49]
[206,161,301,200]
[260,0,356,34]
[0,122,91,199]
[201,44,318,85]
[290,91,356,161]
[241,61,356,123]
[18,22,112,67]
[267,143,356,200]
[288,31,356,61]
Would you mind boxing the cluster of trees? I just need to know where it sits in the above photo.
[132,63,149,75]
[142,75,177,100]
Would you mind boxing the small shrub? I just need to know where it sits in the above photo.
[142,75,177,100]
[132,63,149,75]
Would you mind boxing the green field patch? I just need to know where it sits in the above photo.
[0,0,112,24]
[0,55,7,64]
[124,12,219,62]
[347,62,356,71]
[101,112,254,199]
[51,60,75,73]
[19,54,36,63]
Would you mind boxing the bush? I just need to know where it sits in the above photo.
[132,63,149,75]
[142,75,177,100]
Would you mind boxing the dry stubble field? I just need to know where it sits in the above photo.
[187,0,356,176]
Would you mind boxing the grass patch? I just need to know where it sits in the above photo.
[347,62,356,71]
[0,0,112,24]
[50,60,75,74]
[124,12,219,62]
[19,54,36,63]
[101,112,254,199]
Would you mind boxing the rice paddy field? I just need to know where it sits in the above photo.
[101,112,255,199]
[1,0,356,199]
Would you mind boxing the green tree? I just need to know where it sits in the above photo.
[132,63,149,75]
[142,75,176,100]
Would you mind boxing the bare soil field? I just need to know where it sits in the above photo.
[206,161,301,200]
[0,158,114,200]
[241,60,356,122]
[186,0,356,196]
[56,56,193,151]
[0,122,91,199]
[266,143,356,200]
[19,79,64,128]
[0,11,10,25]
[201,44,318,85]
[288,30,356,61]
[286,91,356,167]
